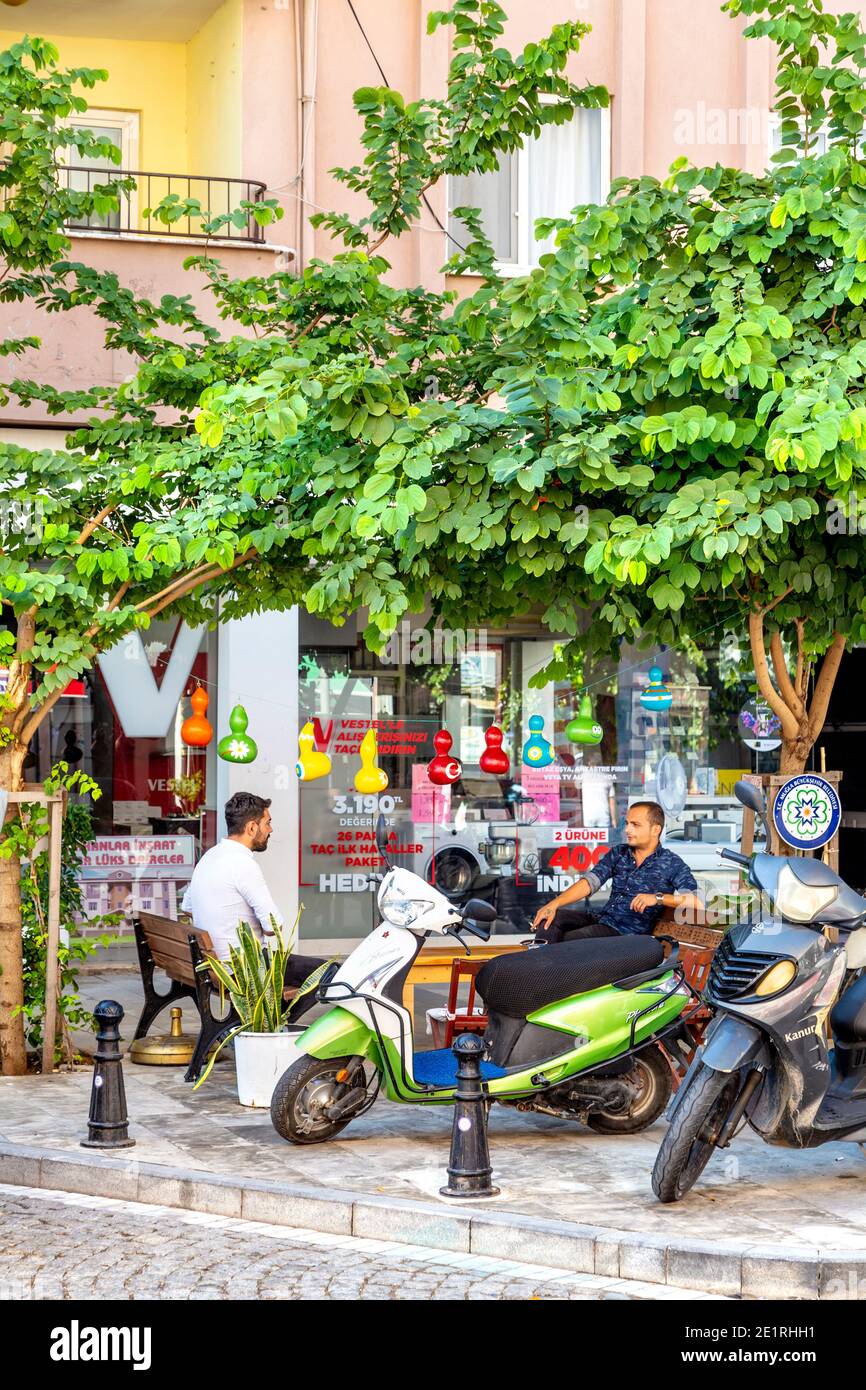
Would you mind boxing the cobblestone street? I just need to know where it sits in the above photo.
[0,1185,722,1302]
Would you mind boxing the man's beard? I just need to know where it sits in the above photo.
[251,834,269,853]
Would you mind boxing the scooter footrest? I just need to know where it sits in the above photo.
[412,1049,507,1087]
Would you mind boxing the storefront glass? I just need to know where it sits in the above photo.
[30,620,219,931]
[297,619,778,941]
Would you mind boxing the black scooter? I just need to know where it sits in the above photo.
[653,780,866,1203]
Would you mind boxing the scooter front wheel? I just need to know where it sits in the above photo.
[586,1044,672,1134]
[270,1054,377,1145]
[651,1061,741,1202]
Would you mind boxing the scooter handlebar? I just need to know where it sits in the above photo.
[720,848,750,867]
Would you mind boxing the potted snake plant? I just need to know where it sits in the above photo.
[194,915,334,1107]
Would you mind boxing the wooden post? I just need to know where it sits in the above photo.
[5,787,65,1074]
[42,795,64,1075]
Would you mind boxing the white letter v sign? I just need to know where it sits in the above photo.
[98,624,205,738]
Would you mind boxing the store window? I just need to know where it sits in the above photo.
[448,106,609,272]
[297,619,776,942]
[30,620,218,932]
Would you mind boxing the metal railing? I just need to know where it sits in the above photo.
[62,167,269,243]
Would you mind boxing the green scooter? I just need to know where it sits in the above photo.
[270,817,694,1144]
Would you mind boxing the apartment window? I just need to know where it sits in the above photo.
[448,106,609,274]
[64,109,140,230]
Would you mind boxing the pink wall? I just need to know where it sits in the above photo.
[0,235,289,420]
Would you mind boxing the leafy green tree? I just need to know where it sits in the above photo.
[205,0,866,782]
[0,11,603,1071]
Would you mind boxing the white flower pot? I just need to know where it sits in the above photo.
[234,1029,306,1108]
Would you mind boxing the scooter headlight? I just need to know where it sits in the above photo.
[753,958,797,997]
[379,883,432,928]
[774,863,838,923]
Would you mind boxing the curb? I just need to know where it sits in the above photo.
[3,1142,865,1299]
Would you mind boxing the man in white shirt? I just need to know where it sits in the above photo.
[182,792,326,1018]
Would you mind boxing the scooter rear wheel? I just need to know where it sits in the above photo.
[270,1054,374,1145]
[651,1061,741,1202]
[586,1044,673,1134]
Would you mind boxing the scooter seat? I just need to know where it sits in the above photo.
[476,936,665,1020]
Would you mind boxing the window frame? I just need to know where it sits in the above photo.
[448,101,611,278]
[60,108,141,230]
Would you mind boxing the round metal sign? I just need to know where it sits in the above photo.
[738,699,782,752]
[772,775,841,852]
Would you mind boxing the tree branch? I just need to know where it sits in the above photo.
[142,550,257,619]
[20,684,65,746]
[770,629,805,722]
[757,585,793,617]
[807,632,845,742]
[76,504,116,547]
[748,609,800,741]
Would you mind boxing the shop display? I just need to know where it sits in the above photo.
[354,727,388,793]
[565,692,604,746]
[639,665,673,711]
[479,725,510,775]
[522,714,554,768]
[296,720,332,782]
[180,685,213,748]
[217,704,258,764]
[427,728,463,785]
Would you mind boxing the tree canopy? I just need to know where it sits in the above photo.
[196,0,866,773]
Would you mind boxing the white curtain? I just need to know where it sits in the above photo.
[528,108,603,262]
[449,151,517,263]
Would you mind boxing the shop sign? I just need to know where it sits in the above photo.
[772,775,841,852]
[77,835,196,925]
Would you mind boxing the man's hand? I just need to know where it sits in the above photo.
[532,902,558,933]
[630,893,660,914]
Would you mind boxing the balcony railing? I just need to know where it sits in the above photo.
[62,168,269,244]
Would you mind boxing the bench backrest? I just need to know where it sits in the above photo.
[138,912,216,989]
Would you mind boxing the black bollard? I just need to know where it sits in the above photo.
[439,1033,499,1198]
[81,1000,135,1150]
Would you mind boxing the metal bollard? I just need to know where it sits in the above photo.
[81,1000,135,1150]
[439,1033,499,1198]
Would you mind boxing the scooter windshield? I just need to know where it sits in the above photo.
[751,853,866,926]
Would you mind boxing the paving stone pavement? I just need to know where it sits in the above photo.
[0,1185,726,1301]
[4,1060,866,1254]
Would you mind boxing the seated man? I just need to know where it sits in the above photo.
[532,800,702,942]
[182,791,326,1019]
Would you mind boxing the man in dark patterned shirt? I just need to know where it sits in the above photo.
[532,801,702,941]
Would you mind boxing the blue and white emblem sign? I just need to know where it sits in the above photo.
[772,775,841,852]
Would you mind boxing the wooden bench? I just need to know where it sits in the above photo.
[131,913,240,1084]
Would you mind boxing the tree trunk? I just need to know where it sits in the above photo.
[748,608,844,783]
[779,728,812,776]
[0,739,28,1075]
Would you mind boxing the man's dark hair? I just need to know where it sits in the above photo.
[225,792,271,836]
[629,800,665,833]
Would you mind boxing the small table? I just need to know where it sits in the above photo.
[403,938,529,1021]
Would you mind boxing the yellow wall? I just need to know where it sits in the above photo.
[0,0,244,181]
[0,31,189,175]
[186,0,243,178]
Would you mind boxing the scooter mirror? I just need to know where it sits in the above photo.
[734,779,766,816]
[463,898,497,923]
[375,813,392,868]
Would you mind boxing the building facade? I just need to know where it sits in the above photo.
[2,0,861,945]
